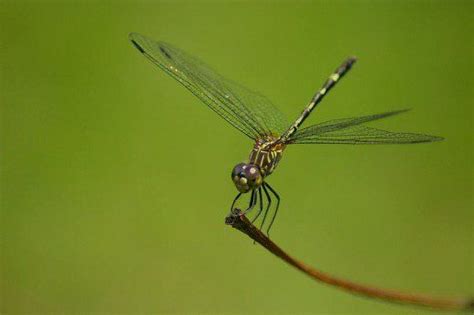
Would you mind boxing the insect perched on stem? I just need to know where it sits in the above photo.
[129,33,442,236]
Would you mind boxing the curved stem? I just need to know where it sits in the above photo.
[225,209,473,312]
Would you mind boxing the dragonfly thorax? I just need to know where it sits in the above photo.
[231,163,263,193]
[249,136,286,177]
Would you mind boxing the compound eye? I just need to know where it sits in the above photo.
[231,163,262,193]
[244,165,260,181]
[231,163,246,179]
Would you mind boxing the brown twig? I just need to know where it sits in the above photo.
[225,208,473,312]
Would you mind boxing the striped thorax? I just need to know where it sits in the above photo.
[249,135,286,177]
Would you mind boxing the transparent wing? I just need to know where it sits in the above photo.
[129,33,288,140]
[289,109,443,144]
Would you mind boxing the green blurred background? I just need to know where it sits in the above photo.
[1,1,472,314]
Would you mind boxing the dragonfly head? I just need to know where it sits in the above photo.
[231,163,263,193]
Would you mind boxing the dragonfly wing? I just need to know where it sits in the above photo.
[288,110,443,144]
[129,33,288,140]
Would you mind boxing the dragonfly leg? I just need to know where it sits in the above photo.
[243,190,258,215]
[260,183,272,232]
[230,192,242,212]
[265,182,280,237]
[251,188,264,224]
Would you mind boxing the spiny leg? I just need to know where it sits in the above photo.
[251,188,265,245]
[260,183,272,231]
[265,182,281,237]
[278,57,357,143]
[251,188,264,224]
[230,192,242,212]
[243,189,258,215]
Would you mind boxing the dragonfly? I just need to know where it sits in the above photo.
[129,33,443,236]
